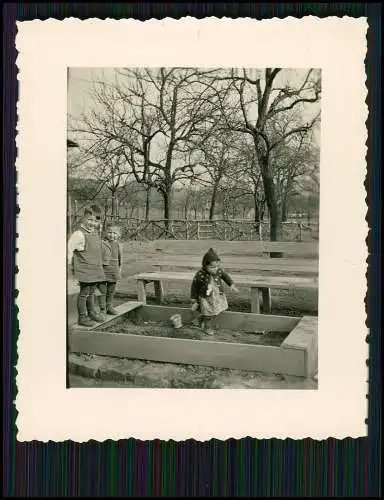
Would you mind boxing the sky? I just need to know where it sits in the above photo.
[68,67,321,129]
[67,67,321,180]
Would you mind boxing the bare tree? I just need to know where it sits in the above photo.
[267,111,320,222]
[68,127,133,220]
[70,68,219,230]
[231,138,266,234]
[200,68,321,255]
[193,131,242,220]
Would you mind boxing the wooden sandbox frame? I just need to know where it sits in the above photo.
[69,301,318,378]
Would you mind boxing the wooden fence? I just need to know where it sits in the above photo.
[68,216,319,242]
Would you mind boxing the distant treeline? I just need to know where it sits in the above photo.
[68,177,319,223]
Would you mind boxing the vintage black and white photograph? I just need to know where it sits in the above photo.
[67,67,320,389]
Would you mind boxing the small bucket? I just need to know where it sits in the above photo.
[170,314,183,329]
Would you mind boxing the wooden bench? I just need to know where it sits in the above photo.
[153,239,319,258]
[149,255,318,276]
[132,271,318,314]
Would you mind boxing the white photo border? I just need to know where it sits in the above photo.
[15,16,368,441]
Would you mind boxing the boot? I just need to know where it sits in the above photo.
[199,317,214,335]
[78,315,95,327]
[107,306,119,315]
[88,311,105,323]
[98,294,107,314]
[203,324,214,335]
[106,293,118,315]
[87,294,104,322]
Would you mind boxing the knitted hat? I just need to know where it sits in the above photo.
[202,248,220,267]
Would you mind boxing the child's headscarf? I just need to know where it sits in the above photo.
[202,248,220,267]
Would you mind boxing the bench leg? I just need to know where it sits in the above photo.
[137,280,147,303]
[154,280,164,304]
[251,288,260,314]
[261,287,272,314]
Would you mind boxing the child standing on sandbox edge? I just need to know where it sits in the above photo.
[97,223,123,315]
[67,205,105,327]
[190,248,239,335]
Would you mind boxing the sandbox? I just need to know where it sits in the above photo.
[69,301,318,378]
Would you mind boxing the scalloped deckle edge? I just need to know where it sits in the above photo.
[14,15,368,442]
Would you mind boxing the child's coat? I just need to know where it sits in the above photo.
[101,240,122,282]
[69,228,104,283]
[190,267,234,316]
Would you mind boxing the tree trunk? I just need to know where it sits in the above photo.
[260,163,283,257]
[269,208,282,240]
[260,201,265,221]
[254,192,261,233]
[281,195,288,222]
[184,191,191,219]
[162,189,172,233]
[307,195,311,223]
[145,186,151,220]
[111,191,118,217]
[209,184,219,220]
[269,206,283,257]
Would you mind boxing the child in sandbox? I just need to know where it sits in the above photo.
[190,248,239,335]
[97,223,123,315]
[67,205,105,327]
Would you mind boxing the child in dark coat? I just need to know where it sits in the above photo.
[98,224,123,315]
[190,248,239,335]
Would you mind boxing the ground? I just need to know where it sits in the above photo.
[68,240,318,389]
[68,354,317,390]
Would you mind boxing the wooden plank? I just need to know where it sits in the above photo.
[281,316,318,349]
[134,305,300,333]
[281,316,318,377]
[69,330,306,376]
[132,271,318,291]
[149,258,318,276]
[153,239,319,257]
[147,256,319,275]
[69,301,143,333]
[250,288,260,314]
[137,280,147,303]
[151,255,317,268]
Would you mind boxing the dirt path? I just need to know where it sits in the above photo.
[68,354,318,390]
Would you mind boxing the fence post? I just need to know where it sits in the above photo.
[197,221,200,240]
[298,223,302,241]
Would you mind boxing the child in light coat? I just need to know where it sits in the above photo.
[97,224,123,315]
[67,205,105,326]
